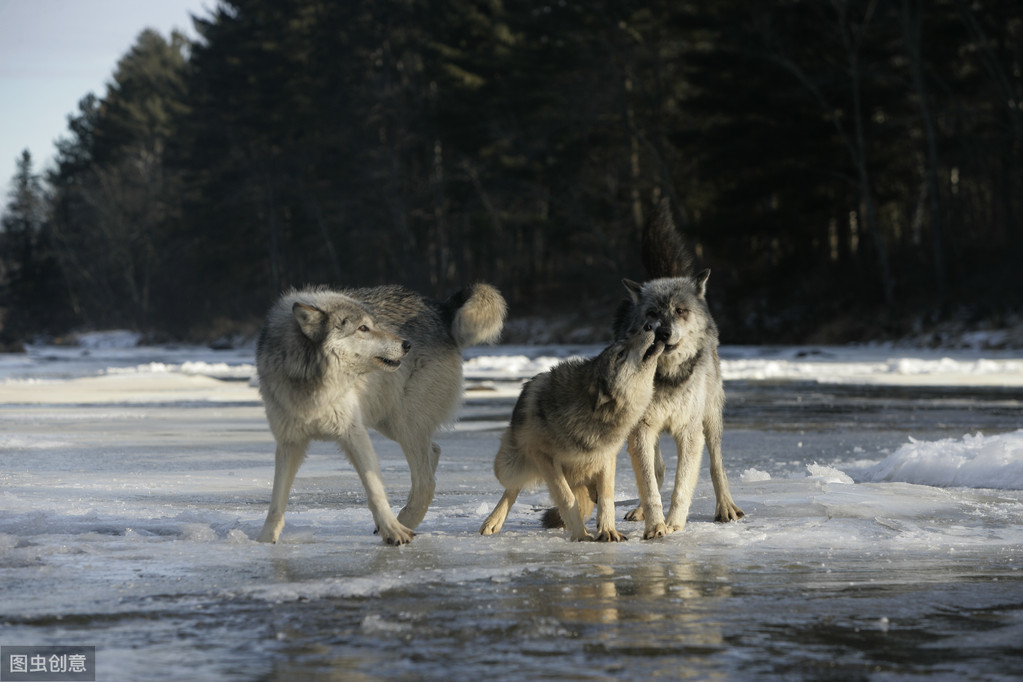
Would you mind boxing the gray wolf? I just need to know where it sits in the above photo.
[479,328,664,541]
[255,283,506,545]
[617,200,744,539]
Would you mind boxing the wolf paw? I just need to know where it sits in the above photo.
[378,522,415,546]
[594,529,628,542]
[256,530,279,544]
[642,523,668,540]
[479,519,502,536]
[715,501,745,522]
[665,524,684,535]
[624,506,645,522]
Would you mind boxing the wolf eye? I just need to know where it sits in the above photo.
[676,307,688,317]
[358,325,369,332]
[616,350,626,361]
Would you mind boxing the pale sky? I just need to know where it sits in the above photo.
[0,0,214,202]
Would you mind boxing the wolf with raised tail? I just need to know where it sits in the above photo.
[256,283,506,545]
[617,200,744,539]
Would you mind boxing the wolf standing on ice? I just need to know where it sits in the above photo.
[255,283,506,545]
[615,200,744,539]
[480,327,664,541]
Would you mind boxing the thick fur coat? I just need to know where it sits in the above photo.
[480,329,664,541]
[616,200,744,539]
[256,283,506,545]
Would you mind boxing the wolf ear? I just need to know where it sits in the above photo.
[695,269,711,298]
[622,279,644,304]
[293,302,328,342]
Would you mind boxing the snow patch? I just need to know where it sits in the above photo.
[807,463,855,484]
[859,430,1023,490]
[741,468,772,483]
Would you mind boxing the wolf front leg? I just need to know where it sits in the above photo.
[593,456,626,542]
[628,425,668,539]
[663,425,705,534]
[341,426,415,545]
[623,440,665,522]
[258,439,308,543]
[539,461,592,541]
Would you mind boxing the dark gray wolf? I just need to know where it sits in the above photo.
[617,200,744,538]
[256,283,506,545]
[479,328,664,542]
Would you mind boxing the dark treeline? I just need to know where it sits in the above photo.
[2,0,1021,346]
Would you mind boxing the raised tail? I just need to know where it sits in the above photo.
[444,283,507,348]
[641,199,695,279]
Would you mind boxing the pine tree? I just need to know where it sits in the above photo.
[1,150,70,343]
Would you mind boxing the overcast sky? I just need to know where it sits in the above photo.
[0,0,213,202]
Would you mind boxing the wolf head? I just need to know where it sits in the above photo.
[292,297,410,374]
[614,270,715,360]
[590,327,664,410]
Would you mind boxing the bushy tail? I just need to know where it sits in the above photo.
[540,485,597,529]
[641,199,695,279]
[444,283,507,348]
[541,507,566,529]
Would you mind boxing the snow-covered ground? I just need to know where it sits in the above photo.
[1,332,1021,680]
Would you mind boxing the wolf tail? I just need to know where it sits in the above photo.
[444,283,507,348]
[641,198,695,279]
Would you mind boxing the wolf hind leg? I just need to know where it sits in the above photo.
[480,487,520,535]
[483,438,537,534]
[258,440,308,543]
[395,436,439,530]
[624,440,665,522]
[706,411,744,522]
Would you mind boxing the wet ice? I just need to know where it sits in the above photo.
[1,335,1022,679]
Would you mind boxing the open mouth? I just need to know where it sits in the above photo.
[642,342,661,362]
[375,356,402,369]
[662,343,679,353]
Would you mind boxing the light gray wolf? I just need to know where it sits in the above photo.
[479,328,664,542]
[616,200,744,539]
[255,283,506,545]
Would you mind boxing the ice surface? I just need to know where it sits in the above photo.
[1,340,1022,679]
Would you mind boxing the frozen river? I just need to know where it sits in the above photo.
[1,336,1022,680]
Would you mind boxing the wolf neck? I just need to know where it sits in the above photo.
[655,347,704,389]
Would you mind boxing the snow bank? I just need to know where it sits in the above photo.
[857,430,1023,489]
[463,351,589,380]
[104,361,255,380]
[719,348,1023,386]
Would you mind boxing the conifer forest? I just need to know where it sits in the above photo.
[2,0,1021,345]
